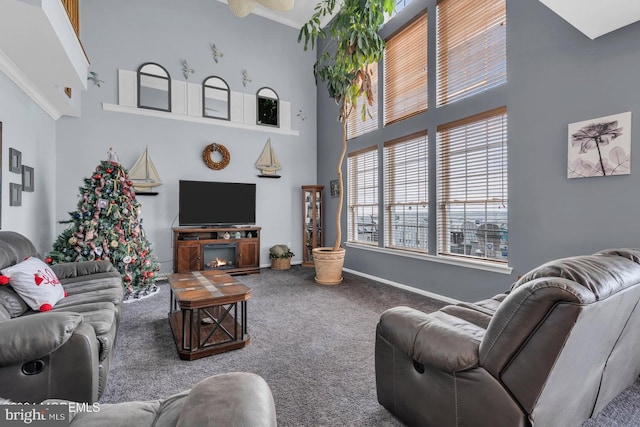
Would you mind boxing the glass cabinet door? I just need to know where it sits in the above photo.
[302,185,324,267]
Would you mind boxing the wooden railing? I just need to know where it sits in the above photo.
[61,0,79,36]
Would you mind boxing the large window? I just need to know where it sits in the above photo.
[346,64,379,140]
[436,0,506,106]
[384,12,428,126]
[437,107,508,262]
[384,131,429,252]
[347,147,379,244]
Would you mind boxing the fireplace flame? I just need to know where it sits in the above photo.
[209,258,229,268]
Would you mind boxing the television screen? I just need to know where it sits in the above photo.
[179,180,256,226]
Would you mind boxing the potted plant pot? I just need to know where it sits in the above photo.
[312,247,345,285]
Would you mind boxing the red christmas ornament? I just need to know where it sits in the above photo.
[93,173,101,179]
[106,168,113,173]
[45,257,53,264]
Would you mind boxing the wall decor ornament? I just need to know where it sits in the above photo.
[9,183,21,206]
[203,143,231,170]
[241,70,252,87]
[181,60,195,79]
[88,71,104,87]
[210,43,224,63]
[22,165,34,192]
[568,111,631,178]
[9,148,21,173]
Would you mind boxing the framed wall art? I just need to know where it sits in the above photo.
[568,112,631,179]
[9,148,21,173]
[22,165,34,192]
[9,183,21,206]
[330,179,340,197]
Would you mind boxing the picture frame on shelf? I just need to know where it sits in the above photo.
[22,165,34,192]
[9,183,21,206]
[9,148,21,173]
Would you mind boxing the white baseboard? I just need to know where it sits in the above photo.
[342,267,460,305]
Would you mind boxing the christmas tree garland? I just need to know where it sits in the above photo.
[47,154,160,300]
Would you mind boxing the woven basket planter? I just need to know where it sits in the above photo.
[271,257,292,271]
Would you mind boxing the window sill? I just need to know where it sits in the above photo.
[345,242,513,275]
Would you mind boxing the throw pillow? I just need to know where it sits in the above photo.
[0,257,66,312]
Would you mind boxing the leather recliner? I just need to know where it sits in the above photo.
[375,249,640,426]
[0,231,123,403]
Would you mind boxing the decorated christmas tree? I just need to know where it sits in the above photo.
[47,149,160,300]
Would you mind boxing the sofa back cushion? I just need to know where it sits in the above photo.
[0,231,39,270]
[0,286,29,318]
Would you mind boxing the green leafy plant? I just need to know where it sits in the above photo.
[299,0,395,251]
[269,245,295,259]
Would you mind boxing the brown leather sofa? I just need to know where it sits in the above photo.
[0,231,123,403]
[375,249,640,426]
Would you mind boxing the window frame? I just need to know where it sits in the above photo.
[347,146,379,245]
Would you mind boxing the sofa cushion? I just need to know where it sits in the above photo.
[0,286,28,318]
[1,257,65,311]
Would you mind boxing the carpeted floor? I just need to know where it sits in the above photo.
[101,266,640,426]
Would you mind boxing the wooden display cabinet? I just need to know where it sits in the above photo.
[173,227,261,275]
[302,185,324,267]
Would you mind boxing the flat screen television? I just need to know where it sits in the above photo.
[179,180,256,226]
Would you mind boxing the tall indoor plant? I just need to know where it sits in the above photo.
[299,0,395,284]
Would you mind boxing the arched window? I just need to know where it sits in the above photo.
[202,76,230,120]
[137,62,171,112]
[256,87,279,127]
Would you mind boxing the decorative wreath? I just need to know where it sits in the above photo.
[202,143,230,170]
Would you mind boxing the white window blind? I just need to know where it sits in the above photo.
[436,0,506,107]
[437,107,508,262]
[347,146,379,244]
[383,131,429,252]
[346,63,379,140]
[384,12,428,126]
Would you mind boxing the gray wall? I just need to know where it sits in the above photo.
[0,71,57,253]
[56,0,318,274]
[317,0,640,300]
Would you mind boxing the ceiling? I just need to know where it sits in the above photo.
[539,0,640,39]
[220,0,640,39]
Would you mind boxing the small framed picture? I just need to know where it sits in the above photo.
[9,183,21,206]
[97,199,108,209]
[22,165,34,192]
[330,179,340,197]
[9,148,21,173]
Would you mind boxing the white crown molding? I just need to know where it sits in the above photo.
[0,48,61,120]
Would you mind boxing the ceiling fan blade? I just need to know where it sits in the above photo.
[228,0,258,17]
[256,0,294,12]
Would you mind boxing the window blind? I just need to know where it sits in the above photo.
[347,64,379,140]
[347,146,379,244]
[384,12,428,126]
[437,107,508,262]
[383,131,429,252]
[436,0,506,107]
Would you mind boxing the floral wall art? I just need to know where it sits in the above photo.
[567,112,631,178]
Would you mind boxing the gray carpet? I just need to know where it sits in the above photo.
[101,266,640,426]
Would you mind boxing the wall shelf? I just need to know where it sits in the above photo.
[102,103,300,136]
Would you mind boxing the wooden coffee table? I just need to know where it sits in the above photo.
[168,270,251,360]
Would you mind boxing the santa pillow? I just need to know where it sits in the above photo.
[0,257,66,312]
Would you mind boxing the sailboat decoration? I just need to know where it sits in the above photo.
[129,146,162,195]
[255,138,281,178]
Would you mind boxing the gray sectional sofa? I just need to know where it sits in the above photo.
[0,231,123,403]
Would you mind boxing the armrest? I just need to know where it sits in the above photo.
[0,312,82,365]
[378,306,482,373]
[176,373,277,427]
[50,261,117,280]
